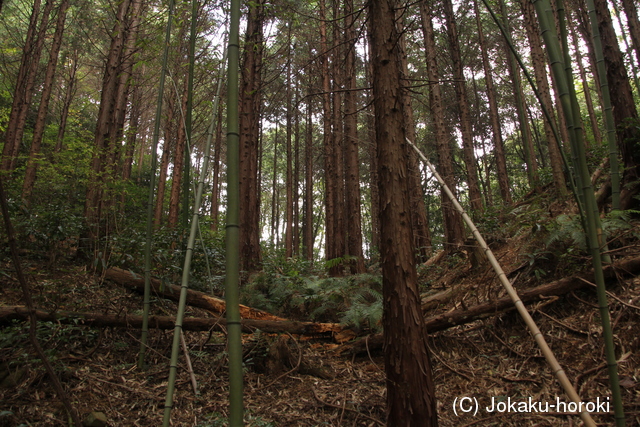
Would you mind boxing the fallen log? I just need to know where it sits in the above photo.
[104,267,285,321]
[0,306,349,339]
[340,255,640,354]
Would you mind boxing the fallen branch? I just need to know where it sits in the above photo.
[104,267,284,321]
[339,255,640,355]
[0,306,350,339]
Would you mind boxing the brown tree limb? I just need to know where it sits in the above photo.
[0,306,349,339]
[104,267,285,321]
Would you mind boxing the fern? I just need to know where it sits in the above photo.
[546,214,587,249]
[546,210,639,250]
[340,287,383,332]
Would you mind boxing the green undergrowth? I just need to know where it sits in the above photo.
[242,257,383,332]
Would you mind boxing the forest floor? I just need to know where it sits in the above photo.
[1,203,640,426]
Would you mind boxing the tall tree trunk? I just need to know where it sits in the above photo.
[21,0,70,205]
[568,12,603,145]
[319,0,337,269]
[238,0,264,271]
[344,0,365,273]
[521,0,566,194]
[154,103,175,227]
[271,125,279,246]
[285,55,294,259]
[210,103,224,231]
[368,1,438,424]
[54,48,78,154]
[620,0,640,68]
[108,0,143,180]
[1,0,53,173]
[365,43,380,253]
[168,80,188,228]
[443,0,484,217]
[303,74,314,262]
[420,0,465,249]
[593,0,640,209]
[612,0,640,95]
[84,0,132,240]
[330,0,346,275]
[500,0,539,190]
[122,79,141,182]
[473,0,512,204]
[293,86,301,257]
[570,0,604,105]
[397,11,432,262]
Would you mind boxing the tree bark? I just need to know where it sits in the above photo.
[239,0,265,271]
[365,45,381,253]
[369,0,438,424]
[397,12,432,263]
[84,0,132,239]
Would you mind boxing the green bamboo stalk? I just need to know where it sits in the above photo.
[162,35,229,427]
[585,0,622,210]
[555,0,611,265]
[138,0,175,371]
[557,0,612,267]
[532,0,625,424]
[226,0,244,423]
[408,138,596,427]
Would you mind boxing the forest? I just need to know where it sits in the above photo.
[0,0,640,425]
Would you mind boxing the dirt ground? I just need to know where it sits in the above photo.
[1,234,640,426]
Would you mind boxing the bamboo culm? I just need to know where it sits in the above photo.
[226,0,244,424]
[162,17,229,427]
[532,0,625,424]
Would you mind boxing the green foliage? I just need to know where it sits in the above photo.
[241,268,383,331]
[546,210,640,250]
[339,286,383,332]
[546,214,587,250]
[108,224,227,293]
